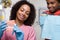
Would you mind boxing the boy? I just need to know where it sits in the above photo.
[40,0,60,40]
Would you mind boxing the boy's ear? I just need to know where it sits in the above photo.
[57,5,60,9]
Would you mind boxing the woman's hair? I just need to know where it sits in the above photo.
[10,1,36,26]
[57,0,60,3]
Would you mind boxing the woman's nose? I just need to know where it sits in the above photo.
[22,11,26,16]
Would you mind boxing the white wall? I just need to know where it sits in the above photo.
[2,0,21,21]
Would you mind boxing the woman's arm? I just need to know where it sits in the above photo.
[0,21,7,38]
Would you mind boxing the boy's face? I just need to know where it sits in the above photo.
[46,0,60,13]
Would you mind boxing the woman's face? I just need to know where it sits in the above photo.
[16,4,30,22]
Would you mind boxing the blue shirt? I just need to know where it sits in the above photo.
[40,13,48,28]
[41,15,60,40]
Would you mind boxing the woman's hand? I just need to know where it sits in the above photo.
[0,21,7,38]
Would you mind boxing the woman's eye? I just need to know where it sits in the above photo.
[20,9,24,12]
[26,13,29,15]
[26,12,29,15]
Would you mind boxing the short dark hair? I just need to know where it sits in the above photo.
[46,0,60,3]
[10,1,36,26]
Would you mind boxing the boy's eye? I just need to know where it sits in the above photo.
[47,2,49,5]
[50,2,54,4]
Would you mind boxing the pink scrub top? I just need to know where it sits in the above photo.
[1,20,36,40]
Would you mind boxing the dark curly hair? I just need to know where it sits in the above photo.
[57,0,60,3]
[10,1,36,26]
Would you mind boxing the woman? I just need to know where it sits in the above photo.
[1,1,36,40]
